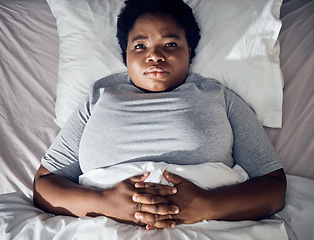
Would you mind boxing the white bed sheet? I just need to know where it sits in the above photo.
[0,0,313,239]
[0,0,60,196]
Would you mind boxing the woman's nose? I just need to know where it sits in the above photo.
[147,48,165,62]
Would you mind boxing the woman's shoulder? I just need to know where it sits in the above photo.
[187,73,249,108]
[187,72,216,83]
[187,73,224,88]
[93,72,130,90]
[88,72,129,98]
[187,73,230,95]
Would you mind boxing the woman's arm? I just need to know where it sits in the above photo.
[170,168,286,221]
[33,165,179,227]
[34,165,111,217]
[133,168,286,229]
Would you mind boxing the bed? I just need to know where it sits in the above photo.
[0,0,313,239]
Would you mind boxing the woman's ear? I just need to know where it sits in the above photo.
[189,48,192,64]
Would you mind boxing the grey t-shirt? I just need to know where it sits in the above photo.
[42,73,282,183]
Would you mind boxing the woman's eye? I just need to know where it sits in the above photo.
[135,44,145,49]
[166,42,178,47]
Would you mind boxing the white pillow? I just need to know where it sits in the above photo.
[47,0,283,128]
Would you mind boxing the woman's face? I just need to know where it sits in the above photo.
[126,13,191,92]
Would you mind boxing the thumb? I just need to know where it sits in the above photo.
[129,172,150,183]
[163,170,187,185]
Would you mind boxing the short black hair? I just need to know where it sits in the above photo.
[116,0,201,65]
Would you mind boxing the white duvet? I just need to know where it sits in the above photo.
[1,162,292,240]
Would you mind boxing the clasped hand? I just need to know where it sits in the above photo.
[105,170,209,230]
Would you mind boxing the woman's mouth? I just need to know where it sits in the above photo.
[144,66,169,78]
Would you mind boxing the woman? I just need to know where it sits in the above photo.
[33,0,286,230]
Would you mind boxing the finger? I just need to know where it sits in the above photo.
[132,193,170,205]
[163,170,187,185]
[134,212,177,229]
[135,203,179,215]
[146,220,176,230]
[135,182,168,188]
[135,212,173,221]
[129,172,150,183]
[135,183,177,195]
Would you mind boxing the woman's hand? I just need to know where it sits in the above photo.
[134,168,286,230]
[162,171,211,224]
[133,170,208,229]
[102,172,179,228]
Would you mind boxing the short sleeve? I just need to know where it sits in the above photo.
[41,98,91,183]
[41,73,128,182]
[224,88,282,178]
